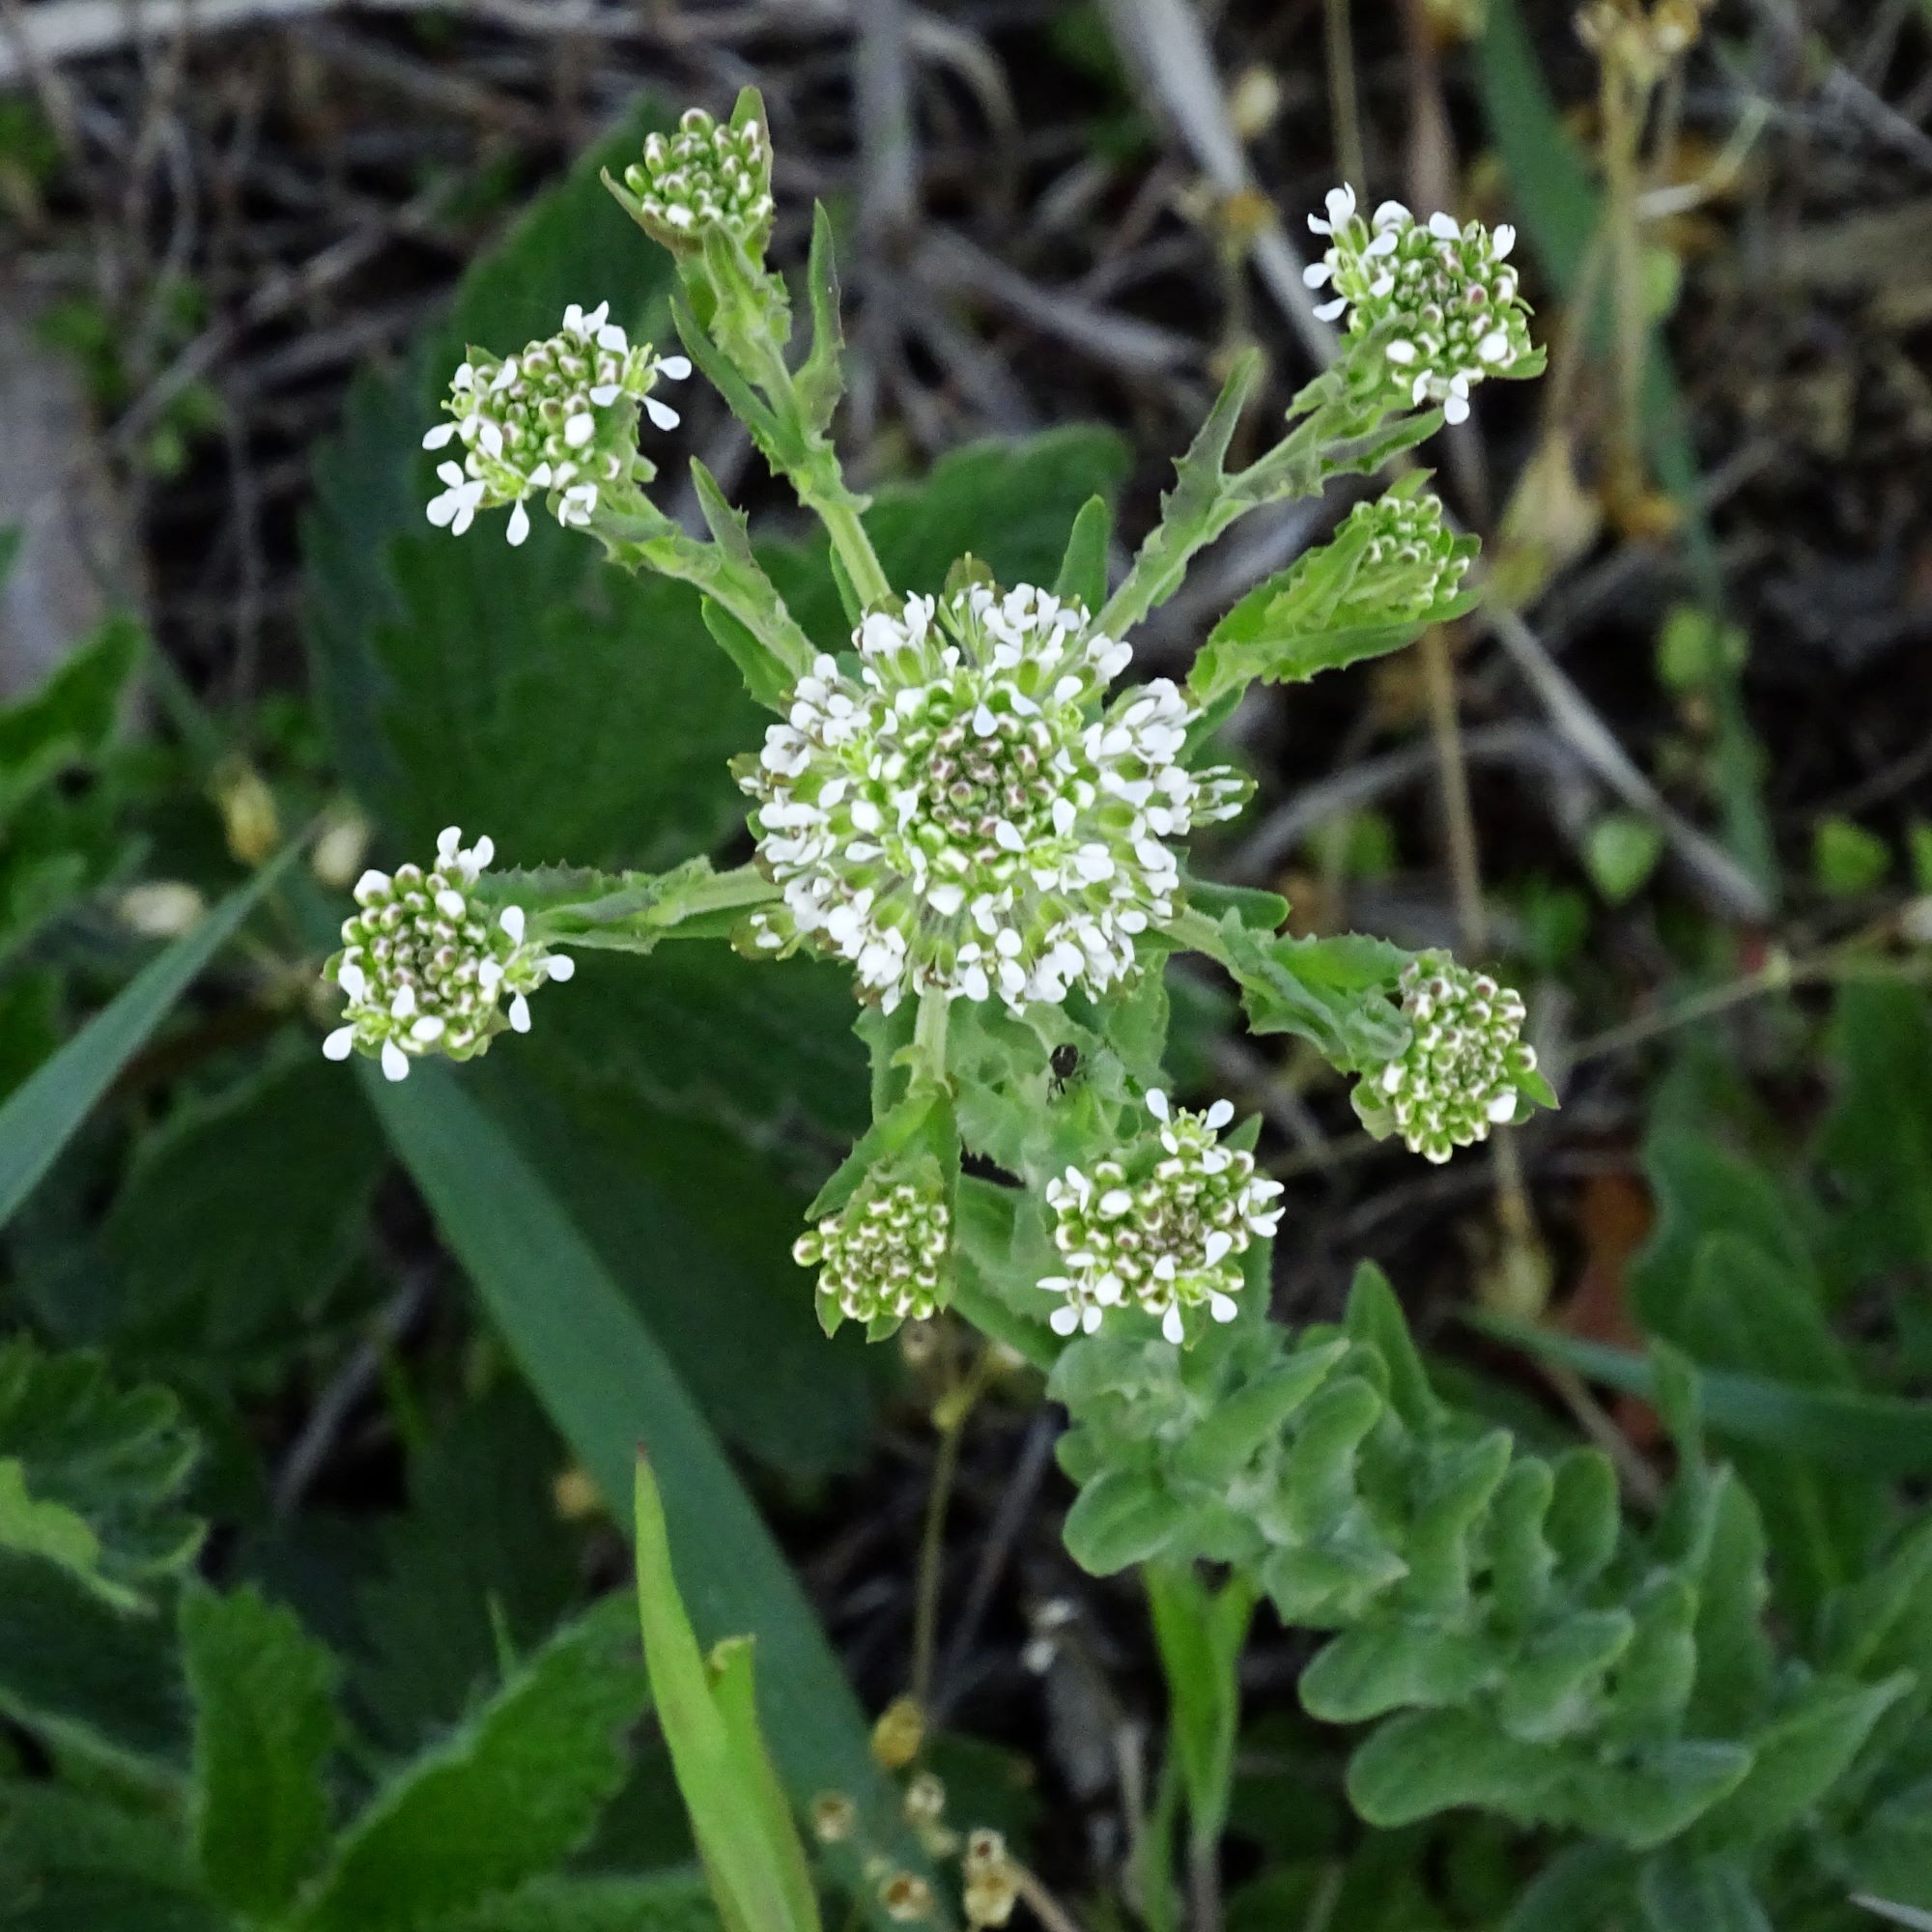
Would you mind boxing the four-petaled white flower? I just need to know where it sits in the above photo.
[1303,186,1535,425]
[422,301,690,543]
[739,582,1248,1012]
[1039,1091,1284,1345]
[793,1179,952,1336]
[321,826,575,1080]
[1352,952,1539,1163]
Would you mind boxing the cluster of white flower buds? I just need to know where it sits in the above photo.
[740,583,1246,1013]
[1354,952,1538,1162]
[322,827,573,1081]
[423,301,688,544]
[792,1179,952,1332]
[619,105,775,254]
[1303,186,1535,425]
[1040,1092,1284,1344]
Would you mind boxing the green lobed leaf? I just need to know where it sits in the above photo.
[182,1581,340,1917]
[0,1339,201,1607]
[293,1598,648,1932]
[0,854,291,1232]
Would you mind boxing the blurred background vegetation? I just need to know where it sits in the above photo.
[1,2,1930,1928]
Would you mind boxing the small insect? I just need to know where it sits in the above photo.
[1048,1044,1081,1097]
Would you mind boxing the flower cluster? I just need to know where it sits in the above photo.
[423,301,688,544]
[619,105,775,253]
[1344,486,1470,620]
[322,827,573,1081]
[1040,1092,1284,1344]
[1303,187,1535,425]
[741,583,1247,1011]
[792,1179,951,1333]
[1353,953,1537,1162]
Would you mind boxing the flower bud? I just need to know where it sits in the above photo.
[1352,952,1541,1162]
[796,1181,952,1337]
[617,102,776,258]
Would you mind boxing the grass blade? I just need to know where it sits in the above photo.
[359,1061,929,1924]
[0,853,291,1231]
[1468,1313,1932,1479]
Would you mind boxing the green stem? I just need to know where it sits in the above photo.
[810,493,893,610]
[912,986,952,1092]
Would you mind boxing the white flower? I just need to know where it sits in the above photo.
[739,582,1248,1012]
[620,105,775,255]
[1352,952,1538,1162]
[1039,1090,1283,1345]
[1304,191,1534,424]
[321,826,572,1078]
[421,303,689,542]
[793,1179,951,1335]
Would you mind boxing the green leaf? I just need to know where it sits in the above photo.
[353,1386,582,1749]
[1814,816,1891,896]
[100,1053,384,1374]
[1055,495,1113,611]
[1465,1314,1932,1479]
[1690,1672,1912,1851]
[1847,1776,1932,1912]
[294,1600,647,1932]
[1202,915,1408,1068]
[0,1551,186,1780]
[182,1581,339,1916]
[1635,1852,1772,1932]
[1063,1469,1190,1574]
[0,614,142,829]
[1586,813,1664,905]
[1818,981,1932,1279]
[760,427,1131,650]
[634,1460,819,1932]
[0,1340,201,1607]
[0,854,290,1231]
[354,1062,920,1909]
[428,1872,720,1932]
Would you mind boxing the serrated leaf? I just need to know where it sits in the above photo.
[0,1340,200,1606]
[182,1582,339,1916]
[352,1386,581,1749]
[0,1550,186,1779]
[100,1054,384,1375]
[294,1599,647,1932]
